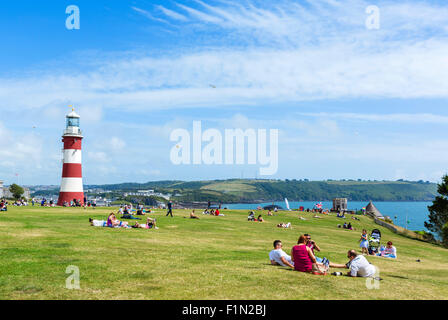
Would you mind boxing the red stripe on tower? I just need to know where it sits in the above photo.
[62,163,82,178]
[57,107,85,206]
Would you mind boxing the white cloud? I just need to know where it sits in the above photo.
[0,1,447,113]
[109,137,126,151]
[176,3,223,23]
[1,0,448,184]
[156,5,188,21]
[1,40,448,112]
[87,151,109,163]
[296,113,448,124]
[0,121,55,184]
[131,6,168,23]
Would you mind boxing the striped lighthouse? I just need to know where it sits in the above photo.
[57,107,84,206]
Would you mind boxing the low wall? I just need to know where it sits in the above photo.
[374,217,426,241]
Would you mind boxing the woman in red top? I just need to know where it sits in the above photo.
[291,235,327,274]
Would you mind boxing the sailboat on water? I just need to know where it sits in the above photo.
[284,198,291,211]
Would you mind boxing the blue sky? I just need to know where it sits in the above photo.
[0,0,448,185]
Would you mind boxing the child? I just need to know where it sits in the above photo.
[359,229,369,255]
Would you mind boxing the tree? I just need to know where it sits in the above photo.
[425,175,448,246]
[9,184,24,200]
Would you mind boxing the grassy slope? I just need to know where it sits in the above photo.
[0,206,447,300]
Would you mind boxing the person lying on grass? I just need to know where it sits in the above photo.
[89,218,106,227]
[269,240,294,269]
[334,250,376,277]
[277,222,291,228]
[291,235,329,275]
[132,217,158,229]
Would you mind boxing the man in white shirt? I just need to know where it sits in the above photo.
[346,250,376,277]
[269,240,294,269]
[89,218,106,227]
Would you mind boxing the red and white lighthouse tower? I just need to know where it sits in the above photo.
[57,107,84,206]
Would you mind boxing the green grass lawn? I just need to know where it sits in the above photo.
[0,206,447,300]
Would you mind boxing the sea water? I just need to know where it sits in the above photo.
[223,201,433,233]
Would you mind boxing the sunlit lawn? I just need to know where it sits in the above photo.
[0,205,447,300]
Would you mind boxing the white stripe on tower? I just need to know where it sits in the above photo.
[60,177,84,192]
[63,149,82,163]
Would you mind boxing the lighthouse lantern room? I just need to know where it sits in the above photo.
[57,107,85,206]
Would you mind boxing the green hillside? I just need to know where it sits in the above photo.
[85,179,438,203]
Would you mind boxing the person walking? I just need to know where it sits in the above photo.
[166,200,173,217]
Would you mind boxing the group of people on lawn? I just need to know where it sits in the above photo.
[269,235,377,277]
[0,199,8,211]
[248,211,264,222]
[89,212,158,230]
[359,229,397,258]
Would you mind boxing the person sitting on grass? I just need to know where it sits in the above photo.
[107,212,129,228]
[248,211,255,221]
[190,210,200,219]
[132,217,158,229]
[120,207,141,220]
[0,199,7,212]
[337,212,345,218]
[304,234,322,261]
[269,240,294,269]
[291,235,329,275]
[267,210,273,216]
[136,204,145,215]
[202,209,210,215]
[377,241,397,258]
[256,215,264,222]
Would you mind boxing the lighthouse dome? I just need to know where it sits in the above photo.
[66,110,80,118]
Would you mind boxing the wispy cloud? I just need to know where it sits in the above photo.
[297,112,448,124]
[1,1,447,113]
[2,0,448,183]
[156,5,188,21]
[131,6,168,24]
[176,2,223,23]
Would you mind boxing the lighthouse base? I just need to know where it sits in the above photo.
[57,192,85,206]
